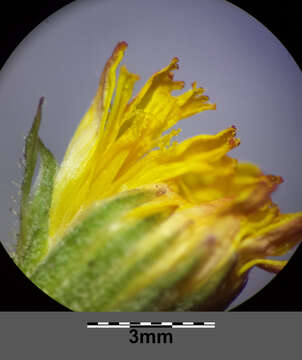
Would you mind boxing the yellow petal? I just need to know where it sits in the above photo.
[239,211,302,258]
[238,259,287,276]
[124,59,215,135]
[49,42,128,242]
[113,127,238,189]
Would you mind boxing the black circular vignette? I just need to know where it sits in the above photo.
[0,0,75,312]
[228,0,302,311]
[0,0,301,311]
[0,243,70,311]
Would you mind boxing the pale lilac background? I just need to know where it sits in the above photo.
[0,0,301,309]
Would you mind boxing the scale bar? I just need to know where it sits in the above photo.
[130,326,173,329]
[87,321,215,329]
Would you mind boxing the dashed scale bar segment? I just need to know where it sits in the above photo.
[87,321,215,329]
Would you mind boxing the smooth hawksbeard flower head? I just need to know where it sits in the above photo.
[14,42,302,311]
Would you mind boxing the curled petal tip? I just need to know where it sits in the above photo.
[266,174,284,186]
[229,137,240,148]
[116,41,128,50]
[169,57,180,70]
[230,125,237,136]
[109,41,128,60]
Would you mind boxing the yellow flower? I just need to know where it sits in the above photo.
[48,41,217,243]
[16,42,302,311]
